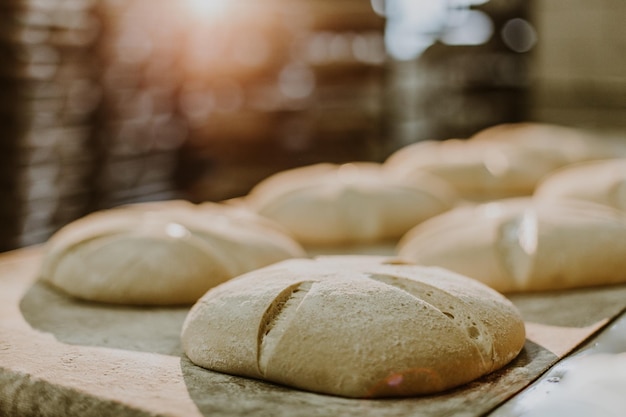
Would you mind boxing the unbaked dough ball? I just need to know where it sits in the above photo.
[244,162,458,246]
[384,138,565,201]
[39,200,305,305]
[181,256,526,398]
[398,198,626,293]
[384,123,621,201]
[534,159,626,211]
[469,122,613,163]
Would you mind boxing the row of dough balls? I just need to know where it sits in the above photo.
[35,122,623,398]
[244,123,626,248]
[38,206,528,398]
[40,131,625,307]
[180,146,626,398]
[39,200,306,305]
[37,143,463,306]
[39,125,626,304]
[398,158,626,293]
[38,158,460,305]
[240,123,626,294]
[384,122,626,201]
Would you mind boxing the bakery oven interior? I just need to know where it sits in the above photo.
[2,0,626,414]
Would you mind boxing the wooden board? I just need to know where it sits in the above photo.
[1,247,625,417]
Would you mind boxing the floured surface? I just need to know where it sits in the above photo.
[1,248,626,417]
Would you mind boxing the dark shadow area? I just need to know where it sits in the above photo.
[19,281,189,356]
[180,340,558,417]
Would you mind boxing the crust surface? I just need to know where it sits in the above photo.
[181,256,526,398]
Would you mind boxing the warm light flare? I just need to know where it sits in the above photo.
[184,0,230,19]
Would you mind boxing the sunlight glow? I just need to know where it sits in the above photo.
[184,0,229,19]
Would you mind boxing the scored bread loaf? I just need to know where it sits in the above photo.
[181,256,526,398]
[383,138,565,200]
[534,158,626,211]
[244,162,458,246]
[384,123,620,201]
[398,198,626,293]
[469,122,612,162]
[39,200,305,305]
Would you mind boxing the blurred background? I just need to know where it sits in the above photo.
[1,0,625,252]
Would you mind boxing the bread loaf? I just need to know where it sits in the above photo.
[384,123,619,201]
[469,122,609,162]
[384,138,569,201]
[39,200,305,305]
[245,162,458,246]
[181,256,526,398]
[398,198,626,293]
[534,158,626,211]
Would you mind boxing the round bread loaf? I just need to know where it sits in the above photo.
[384,123,620,201]
[398,198,626,293]
[181,256,526,398]
[244,162,458,246]
[534,159,626,211]
[39,200,305,305]
[469,122,611,162]
[471,123,626,162]
[383,138,567,201]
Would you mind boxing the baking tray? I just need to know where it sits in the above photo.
[1,247,625,417]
